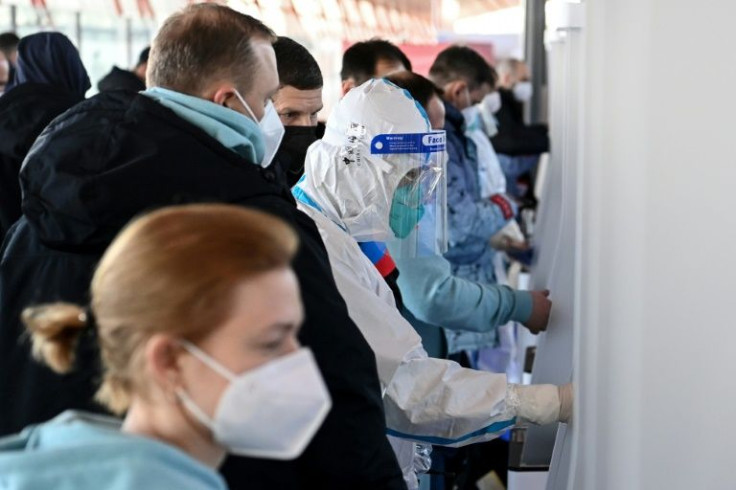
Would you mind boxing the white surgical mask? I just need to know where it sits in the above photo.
[512,81,533,103]
[233,90,285,168]
[461,105,481,131]
[176,342,331,460]
[478,92,502,137]
[481,91,502,115]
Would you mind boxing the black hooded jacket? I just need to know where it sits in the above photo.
[0,83,83,240]
[0,90,405,489]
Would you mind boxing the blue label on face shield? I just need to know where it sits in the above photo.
[370,132,446,154]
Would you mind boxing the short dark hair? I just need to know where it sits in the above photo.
[0,32,20,57]
[340,39,412,84]
[147,4,276,95]
[385,71,442,110]
[136,46,150,67]
[273,36,322,90]
[429,45,496,90]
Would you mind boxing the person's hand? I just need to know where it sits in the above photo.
[524,290,551,334]
[507,240,530,252]
[558,383,573,423]
[509,383,574,425]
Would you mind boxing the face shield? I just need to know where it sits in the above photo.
[369,130,448,258]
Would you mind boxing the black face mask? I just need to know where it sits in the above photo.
[276,125,320,188]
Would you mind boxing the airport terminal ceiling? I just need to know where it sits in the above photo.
[0,0,522,23]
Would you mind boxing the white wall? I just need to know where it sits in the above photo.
[574,0,736,488]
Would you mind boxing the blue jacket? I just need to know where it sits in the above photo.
[440,101,527,353]
[0,411,227,490]
[443,101,516,270]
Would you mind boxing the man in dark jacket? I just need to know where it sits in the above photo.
[0,32,89,241]
[0,5,404,489]
[491,58,549,156]
[96,46,149,93]
[491,58,550,199]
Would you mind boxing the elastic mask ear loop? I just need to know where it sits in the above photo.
[178,340,236,382]
[174,340,236,431]
[175,387,216,431]
[232,89,259,123]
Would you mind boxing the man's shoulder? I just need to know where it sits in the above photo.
[37,91,216,156]
[40,91,143,137]
[56,91,148,120]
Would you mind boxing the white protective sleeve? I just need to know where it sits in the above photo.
[300,206,524,446]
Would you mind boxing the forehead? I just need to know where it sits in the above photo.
[217,269,302,336]
[273,85,323,112]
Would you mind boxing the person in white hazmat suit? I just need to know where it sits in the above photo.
[292,79,572,489]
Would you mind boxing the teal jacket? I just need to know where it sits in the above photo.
[0,411,227,490]
[390,248,532,357]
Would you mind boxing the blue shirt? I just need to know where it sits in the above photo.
[443,101,516,269]
[0,411,227,490]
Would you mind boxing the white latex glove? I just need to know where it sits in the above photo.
[558,383,573,423]
[507,383,574,425]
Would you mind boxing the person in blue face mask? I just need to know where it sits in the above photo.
[428,48,552,357]
[0,5,405,490]
[0,204,330,490]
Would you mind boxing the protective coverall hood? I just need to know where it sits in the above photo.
[297,79,430,242]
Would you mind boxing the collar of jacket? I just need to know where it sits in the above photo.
[143,87,265,164]
[443,100,466,133]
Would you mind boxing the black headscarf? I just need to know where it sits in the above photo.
[6,32,90,97]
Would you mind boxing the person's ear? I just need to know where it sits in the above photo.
[341,79,356,97]
[145,334,184,399]
[443,80,467,107]
[452,80,468,101]
[212,86,236,107]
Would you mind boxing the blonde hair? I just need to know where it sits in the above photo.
[22,204,298,414]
